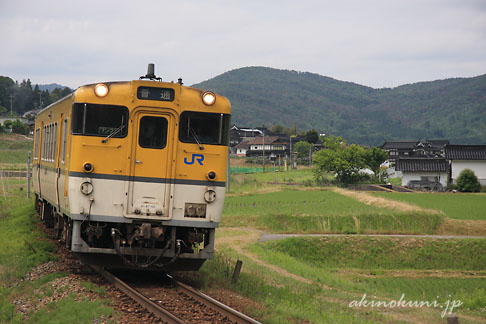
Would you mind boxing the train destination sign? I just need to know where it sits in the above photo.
[137,86,175,102]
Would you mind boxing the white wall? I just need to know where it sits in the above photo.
[451,161,486,185]
[402,172,448,187]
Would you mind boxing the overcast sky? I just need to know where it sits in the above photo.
[1,0,485,89]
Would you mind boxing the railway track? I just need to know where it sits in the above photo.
[93,266,261,324]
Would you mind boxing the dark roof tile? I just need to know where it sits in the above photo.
[445,145,486,160]
[396,158,448,172]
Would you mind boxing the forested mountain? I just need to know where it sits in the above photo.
[2,68,484,145]
[193,67,486,145]
[0,76,72,116]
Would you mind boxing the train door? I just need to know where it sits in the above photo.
[127,110,173,219]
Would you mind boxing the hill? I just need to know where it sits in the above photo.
[193,67,486,145]
[38,83,68,92]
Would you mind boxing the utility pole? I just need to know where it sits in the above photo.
[262,132,265,172]
[27,152,31,198]
[290,136,293,169]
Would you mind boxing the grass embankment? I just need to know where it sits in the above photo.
[372,192,486,220]
[203,170,486,323]
[199,235,486,324]
[0,180,113,324]
[223,189,443,234]
[229,168,315,194]
[0,134,33,166]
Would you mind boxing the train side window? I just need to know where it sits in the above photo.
[61,118,68,164]
[53,122,58,162]
[34,128,40,160]
[41,126,45,161]
[179,111,230,146]
[138,116,168,149]
[46,125,51,162]
[49,124,53,162]
[72,103,128,138]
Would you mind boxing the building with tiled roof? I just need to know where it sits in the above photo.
[445,144,486,185]
[396,158,448,190]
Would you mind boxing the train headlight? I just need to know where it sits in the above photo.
[207,171,216,181]
[204,189,216,203]
[80,181,93,195]
[95,83,109,97]
[83,162,94,173]
[202,91,216,106]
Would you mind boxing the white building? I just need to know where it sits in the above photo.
[396,158,448,190]
[446,145,486,186]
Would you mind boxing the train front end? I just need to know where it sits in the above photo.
[67,75,230,271]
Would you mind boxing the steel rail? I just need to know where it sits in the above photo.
[169,275,262,324]
[92,266,185,324]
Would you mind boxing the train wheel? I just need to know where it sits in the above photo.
[62,218,72,249]
[54,214,64,239]
[34,195,41,214]
[41,202,54,228]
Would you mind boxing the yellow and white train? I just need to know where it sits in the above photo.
[33,65,230,271]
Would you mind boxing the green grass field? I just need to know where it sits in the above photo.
[229,168,315,193]
[223,189,443,234]
[372,192,486,220]
[0,133,33,166]
[208,170,486,323]
[0,181,116,324]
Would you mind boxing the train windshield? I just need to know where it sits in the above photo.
[72,103,129,138]
[179,111,230,146]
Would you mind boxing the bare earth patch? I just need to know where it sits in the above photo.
[336,269,486,279]
[436,218,486,236]
[216,228,323,287]
[332,187,439,214]
[332,188,486,236]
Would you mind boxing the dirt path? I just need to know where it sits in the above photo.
[216,227,486,324]
[258,233,486,242]
[332,187,486,236]
[332,187,439,214]
[215,228,319,286]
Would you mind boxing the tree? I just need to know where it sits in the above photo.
[305,129,319,144]
[456,169,480,192]
[3,120,12,130]
[363,147,388,177]
[294,141,312,159]
[270,123,284,134]
[320,135,346,150]
[0,76,15,110]
[313,141,366,185]
[11,119,29,135]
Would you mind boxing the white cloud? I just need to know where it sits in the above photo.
[0,0,484,88]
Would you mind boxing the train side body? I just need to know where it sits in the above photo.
[33,80,230,271]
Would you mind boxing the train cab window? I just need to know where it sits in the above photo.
[138,116,168,149]
[72,103,128,138]
[179,111,230,146]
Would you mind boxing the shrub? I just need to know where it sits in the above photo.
[456,169,480,192]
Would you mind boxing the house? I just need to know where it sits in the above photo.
[237,136,289,160]
[234,138,252,157]
[229,126,268,154]
[396,158,448,190]
[381,140,449,163]
[445,144,486,186]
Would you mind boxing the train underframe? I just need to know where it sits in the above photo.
[35,195,214,271]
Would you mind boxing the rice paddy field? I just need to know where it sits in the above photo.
[1,136,485,324]
[372,192,486,220]
[201,168,486,323]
